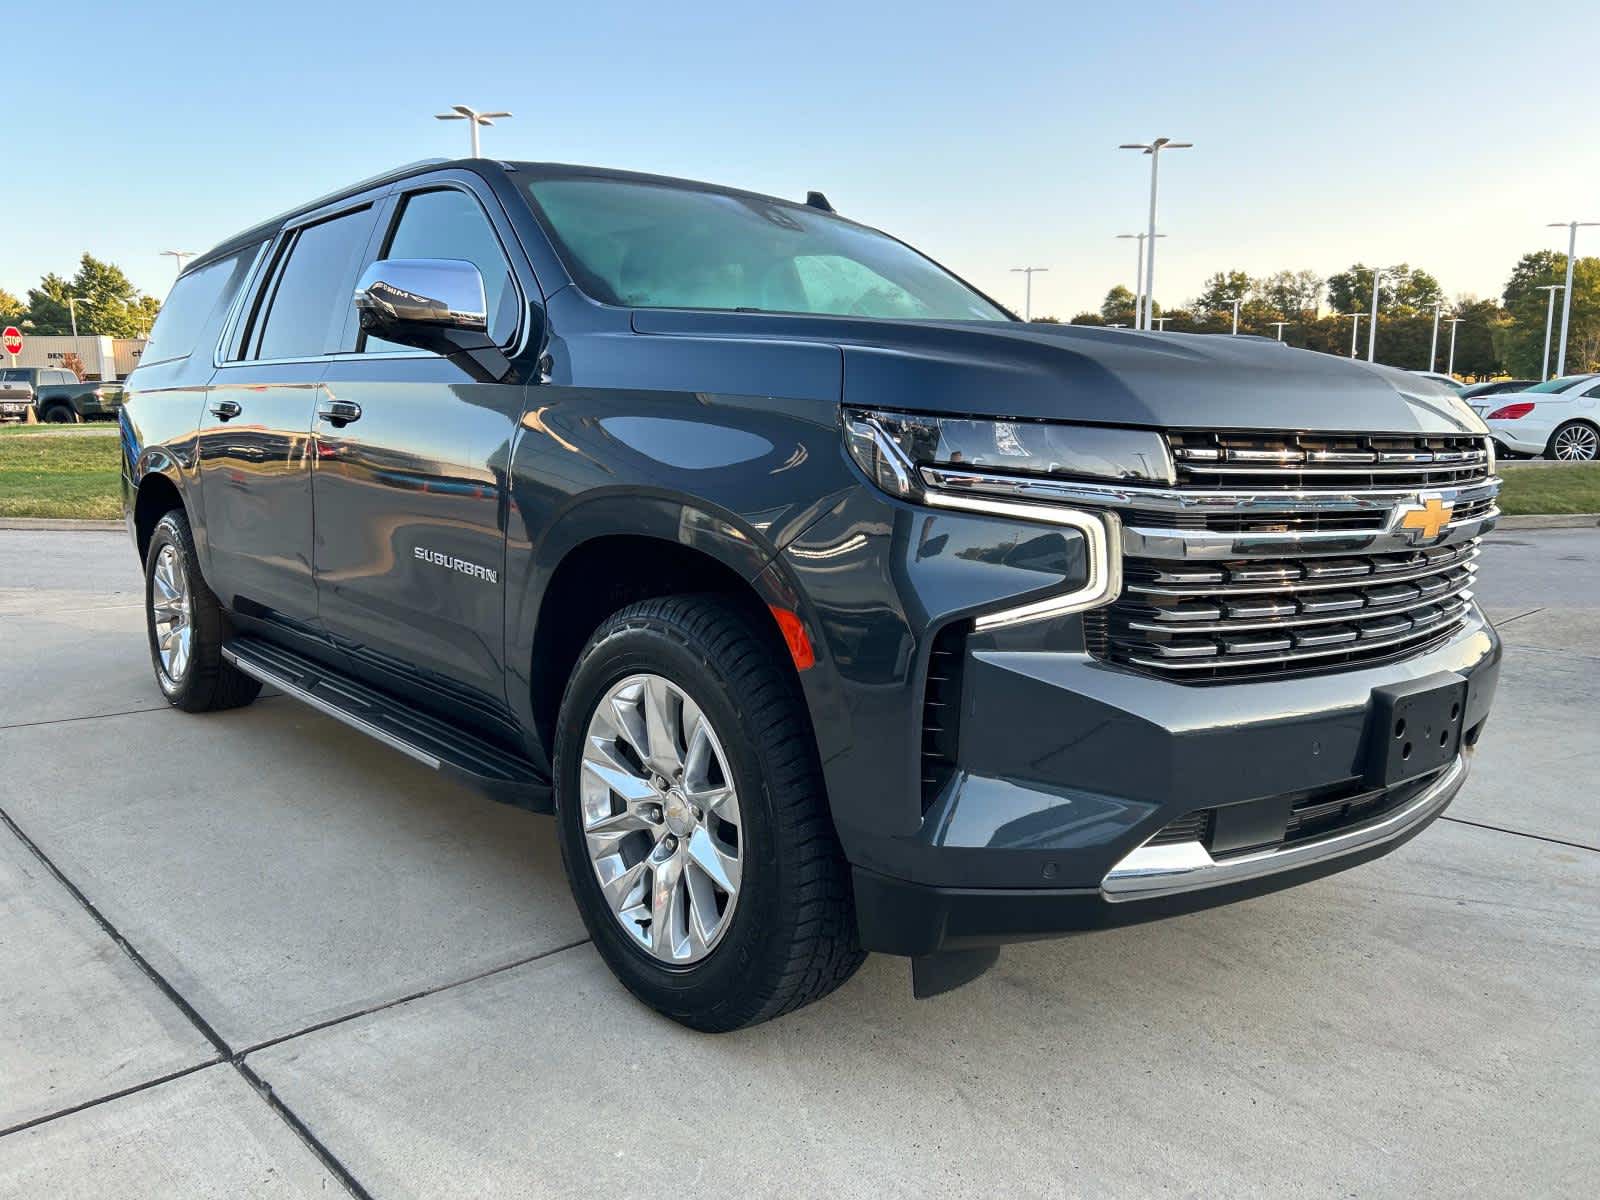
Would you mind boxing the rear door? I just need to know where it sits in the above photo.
[199,196,382,640]
[314,172,532,728]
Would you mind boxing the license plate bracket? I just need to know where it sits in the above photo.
[1363,672,1467,788]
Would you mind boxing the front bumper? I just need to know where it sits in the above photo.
[846,610,1499,956]
[855,752,1469,954]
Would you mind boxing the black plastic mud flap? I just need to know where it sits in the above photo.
[911,946,1002,999]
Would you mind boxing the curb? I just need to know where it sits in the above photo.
[1494,514,1600,530]
[0,518,124,533]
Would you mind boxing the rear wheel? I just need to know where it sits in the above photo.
[1547,420,1599,461]
[144,509,261,712]
[553,595,863,1031]
[41,404,78,424]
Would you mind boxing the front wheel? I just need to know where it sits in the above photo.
[1547,421,1600,461]
[553,595,863,1031]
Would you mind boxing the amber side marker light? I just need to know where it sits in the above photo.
[769,606,816,671]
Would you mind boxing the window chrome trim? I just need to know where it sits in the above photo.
[1101,753,1467,901]
[921,491,1123,631]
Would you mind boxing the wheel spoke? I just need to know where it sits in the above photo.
[597,858,648,915]
[581,739,657,804]
[583,806,653,852]
[169,636,189,680]
[686,826,739,894]
[608,691,651,768]
[683,867,719,957]
[650,855,685,961]
[642,675,683,776]
[690,785,737,831]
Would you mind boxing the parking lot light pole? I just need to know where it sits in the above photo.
[1343,311,1363,357]
[1546,221,1597,376]
[66,296,88,339]
[1010,267,1048,321]
[1366,269,1386,363]
[1446,317,1463,378]
[161,250,195,273]
[1153,316,1172,331]
[1120,138,1192,329]
[435,105,513,158]
[1536,284,1565,380]
[1271,321,1290,341]
[1220,297,1243,335]
[1428,300,1445,372]
[1116,233,1165,328]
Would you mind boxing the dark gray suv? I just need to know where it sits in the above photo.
[120,159,1503,1029]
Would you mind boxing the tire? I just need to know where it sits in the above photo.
[41,404,78,424]
[553,594,863,1031]
[1546,420,1599,462]
[144,509,261,713]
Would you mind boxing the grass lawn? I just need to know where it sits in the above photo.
[1496,463,1600,516]
[0,425,1596,522]
[0,431,122,519]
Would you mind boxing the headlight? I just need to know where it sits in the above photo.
[842,409,1129,630]
[844,409,1174,499]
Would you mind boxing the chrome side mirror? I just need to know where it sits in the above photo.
[354,258,488,340]
[352,258,514,383]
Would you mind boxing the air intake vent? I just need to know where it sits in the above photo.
[920,623,967,812]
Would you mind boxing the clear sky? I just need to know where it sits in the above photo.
[10,0,1598,320]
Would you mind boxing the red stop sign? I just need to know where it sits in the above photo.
[2,327,21,356]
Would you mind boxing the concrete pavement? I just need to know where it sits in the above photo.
[1,527,1596,1197]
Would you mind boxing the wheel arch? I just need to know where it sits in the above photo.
[132,468,187,563]
[514,500,824,774]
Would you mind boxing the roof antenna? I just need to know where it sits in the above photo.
[805,190,835,213]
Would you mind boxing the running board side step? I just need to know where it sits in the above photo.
[222,637,553,812]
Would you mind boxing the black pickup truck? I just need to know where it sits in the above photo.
[0,367,124,422]
[120,159,1502,1030]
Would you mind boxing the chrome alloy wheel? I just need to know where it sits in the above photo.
[1553,423,1599,461]
[580,673,743,965]
[150,544,193,686]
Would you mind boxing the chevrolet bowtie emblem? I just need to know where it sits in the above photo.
[1394,495,1455,543]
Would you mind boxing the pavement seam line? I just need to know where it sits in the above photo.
[1488,607,1542,628]
[0,802,373,1199]
[1440,815,1600,854]
[0,694,281,733]
[236,937,593,1059]
[0,1060,221,1140]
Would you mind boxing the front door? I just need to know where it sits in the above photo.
[313,179,531,728]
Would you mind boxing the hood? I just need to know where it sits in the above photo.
[630,310,1486,436]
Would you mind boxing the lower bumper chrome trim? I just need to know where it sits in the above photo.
[1100,754,1467,901]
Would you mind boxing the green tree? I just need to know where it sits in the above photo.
[24,254,158,337]
[0,287,23,324]
[1257,269,1324,320]
[1326,264,1442,318]
[1100,285,1137,325]
[1029,315,1062,324]
[1497,252,1600,377]
[1070,311,1107,326]
[1193,270,1253,319]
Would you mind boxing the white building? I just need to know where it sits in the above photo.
[3,334,147,380]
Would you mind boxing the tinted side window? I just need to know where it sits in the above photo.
[141,247,257,365]
[252,208,373,361]
[364,189,516,353]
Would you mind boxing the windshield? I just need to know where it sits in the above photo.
[1523,374,1595,394]
[524,177,1011,322]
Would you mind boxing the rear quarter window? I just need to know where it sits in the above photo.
[142,246,259,365]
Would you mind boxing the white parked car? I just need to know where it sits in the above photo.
[1481,373,1600,460]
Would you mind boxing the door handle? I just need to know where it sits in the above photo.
[209,400,242,421]
[317,399,362,426]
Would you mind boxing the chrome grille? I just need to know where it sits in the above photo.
[1090,430,1499,682]
[1169,431,1492,491]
